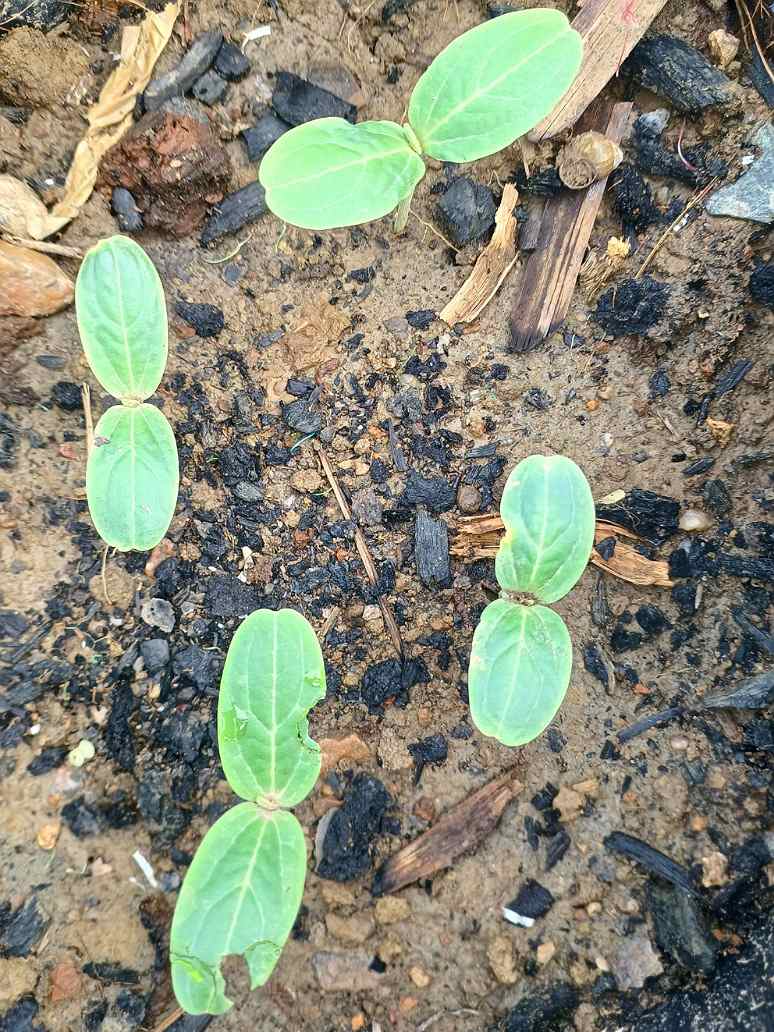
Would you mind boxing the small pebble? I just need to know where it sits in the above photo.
[456,483,481,514]
[679,509,713,532]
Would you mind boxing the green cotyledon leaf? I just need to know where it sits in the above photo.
[408,10,583,163]
[469,599,571,746]
[86,403,178,552]
[75,236,167,401]
[170,804,306,1015]
[217,608,326,808]
[495,454,595,604]
[259,118,425,229]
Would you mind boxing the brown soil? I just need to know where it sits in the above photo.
[0,2,772,1032]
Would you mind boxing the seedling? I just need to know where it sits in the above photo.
[259,10,582,230]
[468,455,595,746]
[75,236,178,551]
[169,609,326,1015]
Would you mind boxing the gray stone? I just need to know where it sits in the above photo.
[707,123,774,224]
[415,511,450,587]
[140,638,170,675]
[192,70,228,107]
[351,487,383,527]
[140,598,175,634]
[610,928,663,989]
[144,30,223,111]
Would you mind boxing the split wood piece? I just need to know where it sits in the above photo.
[509,102,633,353]
[440,184,520,325]
[529,0,668,142]
[372,771,522,896]
[314,442,404,657]
[450,514,674,588]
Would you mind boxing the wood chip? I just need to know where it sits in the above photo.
[529,0,668,142]
[372,772,522,896]
[450,514,673,588]
[440,184,520,325]
[319,733,370,774]
[510,102,634,352]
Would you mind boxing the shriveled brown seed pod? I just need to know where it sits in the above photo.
[557,131,624,190]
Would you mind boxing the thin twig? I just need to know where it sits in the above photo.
[200,233,253,264]
[101,545,113,607]
[635,179,718,280]
[151,1008,183,1032]
[409,208,460,252]
[735,0,774,87]
[314,442,403,657]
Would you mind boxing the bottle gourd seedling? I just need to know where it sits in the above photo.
[259,9,583,230]
[75,236,178,551]
[170,609,326,1014]
[468,455,595,746]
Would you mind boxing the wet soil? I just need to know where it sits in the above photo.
[0,2,772,1031]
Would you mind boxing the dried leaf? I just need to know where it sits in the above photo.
[0,175,50,239]
[440,184,520,325]
[37,3,180,238]
[265,293,350,406]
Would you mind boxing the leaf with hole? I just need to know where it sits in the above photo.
[495,454,595,603]
[86,403,178,552]
[170,804,306,1015]
[75,235,167,401]
[408,10,582,162]
[469,599,571,747]
[218,608,326,807]
[259,119,425,229]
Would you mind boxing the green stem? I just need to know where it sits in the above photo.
[393,188,415,234]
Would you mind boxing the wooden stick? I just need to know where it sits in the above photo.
[509,102,633,353]
[372,772,522,895]
[440,184,520,324]
[529,0,668,142]
[314,442,404,657]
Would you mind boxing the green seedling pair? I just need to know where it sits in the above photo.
[468,455,595,745]
[75,236,178,552]
[259,10,583,230]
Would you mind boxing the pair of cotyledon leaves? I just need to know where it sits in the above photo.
[259,10,583,229]
[170,609,327,1015]
[468,455,595,747]
[75,236,178,552]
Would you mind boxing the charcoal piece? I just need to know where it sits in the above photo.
[172,644,221,695]
[400,470,455,513]
[635,604,671,637]
[104,680,135,772]
[625,35,731,112]
[0,897,48,956]
[203,574,260,620]
[408,733,447,784]
[0,413,16,471]
[604,831,700,897]
[200,182,267,244]
[0,0,67,29]
[648,367,670,400]
[595,536,616,560]
[281,394,321,434]
[647,879,717,974]
[611,164,661,233]
[26,745,67,775]
[272,71,356,126]
[583,644,609,689]
[192,70,228,106]
[218,442,257,485]
[592,574,612,628]
[713,359,754,398]
[144,30,223,111]
[731,607,774,656]
[514,165,564,197]
[175,300,224,338]
[61,796,106,837]
[405,309,436,330]
[414,511,450,587]
[531,784,558,811]
[141,638,170,675]
[111,187,143,232]
[671,583,697,617]
[596,488,680,544]
[750,263,774,309]
[382,0,416,19]
[361,657,428,713]
[611,622,643,653]
[632,113,726,185]
[716,553,774,581]
[617,907,773,1032]
[317,773,391,881]
[594,276,668,336]
[700,671,774,711]
[241,112,289,161]
[435,177,496,248]
[349,266,375,284]
[0,996,44,1032]
[214,41,250,82]
[523,387,553,411]
[743,720,774,751]
[503,984,579,1032]
[506,879,554,920]
[747,48,774,108]
[617,707,682,743]
[683,457,714,476]
[51,381,82,412]
[703,478,732,517]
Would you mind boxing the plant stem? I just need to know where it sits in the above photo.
[393,189,415,234]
